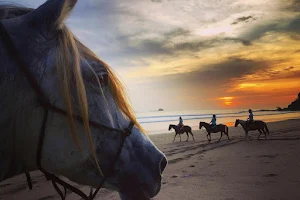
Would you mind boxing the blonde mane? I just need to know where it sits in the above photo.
[0,3,144,176]
[56,26,144,175]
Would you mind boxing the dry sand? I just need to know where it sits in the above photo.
[1,119,300,200]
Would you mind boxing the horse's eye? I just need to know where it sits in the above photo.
[98,73,109,86]
[90,73,109,86]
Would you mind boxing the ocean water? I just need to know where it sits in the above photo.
[136,109,300,135]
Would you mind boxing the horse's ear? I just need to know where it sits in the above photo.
[25,0,77,30]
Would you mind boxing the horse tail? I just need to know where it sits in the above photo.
[264,123,269,135]
[225,125,229,135]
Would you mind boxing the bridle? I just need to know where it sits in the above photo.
[0,21,134,200]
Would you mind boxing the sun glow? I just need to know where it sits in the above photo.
[224,101,232,106]
[219,96,234,100]
[218,96,234,106]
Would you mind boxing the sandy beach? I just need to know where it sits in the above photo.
[1,118,300,200]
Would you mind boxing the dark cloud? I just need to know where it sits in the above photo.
[139,39,172,55]
[285,17,300,32]
[279,69,300,79]
[241,15,300,43]
[164,28,216,52]
[112,25,259,60]
[164,28,190,38]
[158,58,271,88]
[115,33,252,59]
[107,28,212,59]
[293,50,300,54]
[240,23,279,42]
[224,38,252,46]
[232,16,256,25]
[173,40,214,52]
[134,58,274,103]
[240,40,252,46]
[285,66,294,71]
[260,69,281,78]
[284,0,300,12]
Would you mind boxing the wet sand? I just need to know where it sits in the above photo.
[1,119,300,200]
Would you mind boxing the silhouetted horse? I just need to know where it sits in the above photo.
[168,124,195,142]
[199,122,229,142]
[235,119,269,140]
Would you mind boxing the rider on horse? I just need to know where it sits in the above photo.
[246,109,254,130]
[178,116,183,130]
[210,114,217,129]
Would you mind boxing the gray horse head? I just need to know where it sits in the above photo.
[0,0,167,199]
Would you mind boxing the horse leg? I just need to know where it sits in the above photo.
[218,132,223,143]
[209,133,211,142]
[261,128,267,140]
[186,132,189,141]
[257,129,262,140]
[173,133,177,142]
[179,134,182,142]
[226,131,230,140]
[225,127,230,140]
[247,131,251,140]
[244,131,248,140]
[190,131,195,141]
[206,133,209,142]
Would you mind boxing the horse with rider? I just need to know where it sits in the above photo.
[235,109,269,140]
[199,114,229,142]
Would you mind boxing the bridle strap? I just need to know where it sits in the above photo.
[38,98,126,133]
[52,180,67,200]
[89,121,134,199]
[0,21,135,200]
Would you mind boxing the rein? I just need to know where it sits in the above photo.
[0,21,134,200]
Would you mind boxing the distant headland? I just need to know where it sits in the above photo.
[277,92,300,111]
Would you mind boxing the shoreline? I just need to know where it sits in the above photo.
[149,118,300,144]
[146,115,300,135]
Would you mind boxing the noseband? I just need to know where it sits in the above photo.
[0,22,134,200]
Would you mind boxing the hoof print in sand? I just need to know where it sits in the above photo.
[189,165,195,168]
[264,173,278,177]
[170,175,178,178]
[258,154,278,159]
[0,183,11,188]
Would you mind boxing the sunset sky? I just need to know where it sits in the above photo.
[11,0,300,112]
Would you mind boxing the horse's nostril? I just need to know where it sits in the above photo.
[159,157,167,174]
